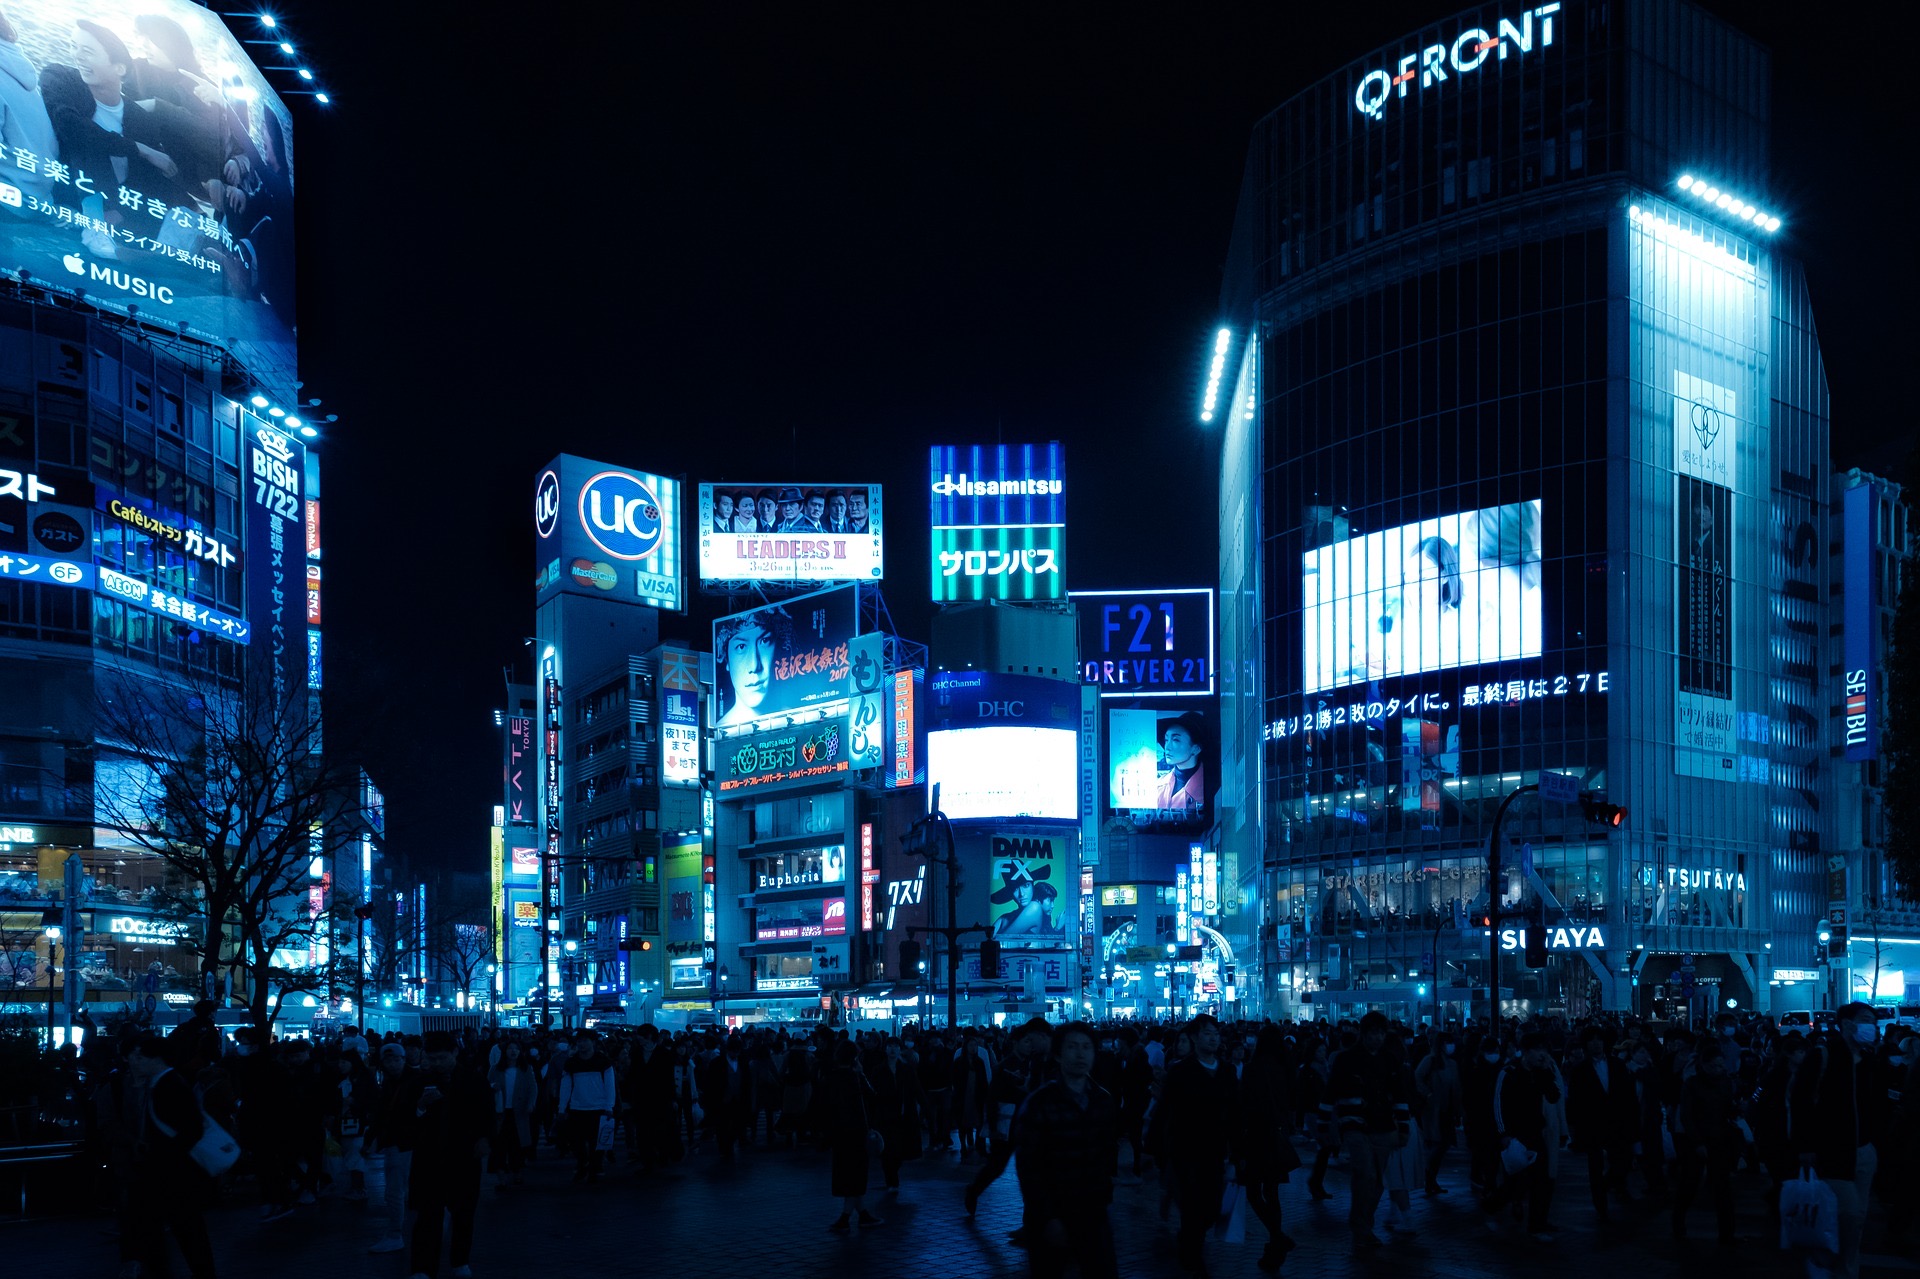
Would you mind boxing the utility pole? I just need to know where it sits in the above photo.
[1486,783,1538,1044]
[902,799,989,1027]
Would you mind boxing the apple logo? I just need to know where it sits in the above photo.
[62,253,85,275]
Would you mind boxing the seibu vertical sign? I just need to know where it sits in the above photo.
[245,421,306,721]
[1843,482,1880,761]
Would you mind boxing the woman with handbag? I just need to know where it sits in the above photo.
[129,1034,219,1279]
[824,1040,884,1233]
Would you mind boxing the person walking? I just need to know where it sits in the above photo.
[487,1039,536,1186]
[1015,1023,1120,1279]
[366,1041,423,1255]
[917,1029,954,1151]
[1670,1031,1740,1245]
[1490,1033,1561,1239]
[1236,1025,1301,1273]
[1325,1011,1414,1251]
[1159,1014,1239,1278]
[406,1032,490,1279]
[128,1034,217,1279]
[867,1037,924,1193]
[1791,1002,1893,1279]
[557,1031,617,1182]
[1462,1036,1504,1198]
[965,1018,1054,1216]
[823,1040,884,1233]
[1293,1039,1336,1199]
[1565,1031,1635,1223]
[1413,1030,1462,1195]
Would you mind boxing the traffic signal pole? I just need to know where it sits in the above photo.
[903,807,990,1027]
[1486,783,1538,1045]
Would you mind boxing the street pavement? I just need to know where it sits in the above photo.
[9,1126,1917,1277]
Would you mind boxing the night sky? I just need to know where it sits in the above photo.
[281,3,1915,872]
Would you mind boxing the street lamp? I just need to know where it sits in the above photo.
[717,964,730,1025]
[485,962,498,1027]
[562,940,578,1031]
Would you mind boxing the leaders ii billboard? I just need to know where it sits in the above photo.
[696,483,882,586]
[0,0,296,383]
[534,454,682,611]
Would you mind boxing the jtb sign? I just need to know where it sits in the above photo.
[1499,924,1607,952]
[1354,4,1561,121]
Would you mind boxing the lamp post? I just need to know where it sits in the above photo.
[485,962,497,1027]
[562,939,578,1031]
[717,964,730,1026]
[43,923,60,1045]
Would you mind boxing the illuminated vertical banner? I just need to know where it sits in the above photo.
[1175,867,1190,944]
[860,822,876,931]
[1674,370,1738,776]
[929,442,1066,601]
[1843,482,1880,761]
[661,649,702,786]
[507,716,534,824]
[490,824,505,966]
[889,669,918,788]
[542,653,562,886]
[702,853,716,945]
[847,632,887,769]
[244,420,306,721]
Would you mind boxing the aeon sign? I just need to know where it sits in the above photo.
[578,471,664,561]
[1354,3,1561,121]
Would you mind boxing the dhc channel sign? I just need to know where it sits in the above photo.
[533,453,682,612]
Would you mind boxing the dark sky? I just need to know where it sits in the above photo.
[281,3,1914,872]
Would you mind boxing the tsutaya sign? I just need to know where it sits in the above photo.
[1354,4,1562,121]
[1498,923,1607,952]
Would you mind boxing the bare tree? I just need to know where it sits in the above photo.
[93,662,357,1030]
[429,889,494,1005]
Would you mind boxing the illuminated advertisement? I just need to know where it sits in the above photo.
[756,899,824,943]
[245,421,305,716]
[100,494,237,568]
[822,897,848,937]
[533,454,682,611]
[846,631,886,770]
[1352,3,1562,122]
[696,483,882,585]
[1673,370,1737,775]
[506,887,541,981]
[1108,707,1213,830]
[718,716,850,793]
[985,833,1068,947]
[886,667,923,789]
[1303,499,1542,694]
[506,717,534,825]
[928,727,1076,822]
[929,442,1065,601]
[712,584,856,731]
[1073,589,1215,697]
[665,839,702,944]
[505,829,539,880]
[0,552,250,640]
[661,648,702,786]
[489,827,504,966]
[1842,482,1879,762]
[0,0,296,379]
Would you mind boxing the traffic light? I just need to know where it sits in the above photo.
[900,938,922,976]
[638,939,652,952]
[979,937,1002,979]
[1578,794,1627,828]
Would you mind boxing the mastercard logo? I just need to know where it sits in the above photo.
[570,559,617,591]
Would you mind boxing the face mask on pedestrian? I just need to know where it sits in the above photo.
[1850,1021,1878,1048]
[1720,1024,1736,1037]
[1483,1050,1500,1063]
[1443,1043,1455,1056]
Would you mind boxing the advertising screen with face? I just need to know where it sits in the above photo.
[1303,500,1542,693]
[987,844,1068,946]
[696,483,882,585]
[926,725,1077,822]
[1108,707,1212,830]
[0,1,295,380]
[711,583,856,731]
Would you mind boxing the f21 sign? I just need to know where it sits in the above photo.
[1072,589,1214,697]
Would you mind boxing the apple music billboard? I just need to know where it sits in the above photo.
[0,1,296,381]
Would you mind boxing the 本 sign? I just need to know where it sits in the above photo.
[1073,589,1215,697]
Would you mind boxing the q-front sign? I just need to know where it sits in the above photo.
[1355,4,1561,122]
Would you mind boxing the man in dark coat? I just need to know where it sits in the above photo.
[407,1031,491,1279]
[866,1037,924,1191]
[1791,1003,1893,1279]
[128,1034,218,1278]
[1492,1033,1562,1238]
[1158,1014,1240,1277]
[1671,1034,1740,1243]
[1016,1023,1120,1279]
[1325,1010,1412,1251]
[1565,1030,1637,1223]
[965,1018,1054,1216]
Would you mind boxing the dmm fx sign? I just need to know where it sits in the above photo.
[1354,4,1561,121]
[1499,923,1607,952]
[992,835,1058,860]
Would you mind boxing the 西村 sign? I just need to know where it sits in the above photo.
[1498,924,1607,952]
[1354,4,1562,122]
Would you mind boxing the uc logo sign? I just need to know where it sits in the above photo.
[579,471,664,561]
[534,470,560,539]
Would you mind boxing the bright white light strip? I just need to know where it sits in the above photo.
[1675,173,1780,233]
[1627,205,1756,282]
[1199,327,1231,422]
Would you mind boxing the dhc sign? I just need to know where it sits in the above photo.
[1355,4,1561,122]
[1499,924,1607,952]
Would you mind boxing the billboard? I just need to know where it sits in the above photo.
[718,715,850,794]
[929,442,1065,601]
[1673,371,1736,775]
[1302,499,1542,694]
[712,583,856,731]
[661,649,702,786]
[1108,707,1214,830]
[928,727,1077,822]
[983,833,1071,947]
[533,454,683,611]
[245,420,306,717]
[696,483,883,585]
[0,0,295,379]
[1843,481,1879,762]
[1074,589,1215,697]
[886,667,924,789]
[664,839,702,944]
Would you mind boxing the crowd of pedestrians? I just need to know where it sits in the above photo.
[40,997,1920,1279]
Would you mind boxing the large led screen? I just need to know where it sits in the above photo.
[1108,707,1212,830]
[712,584,856,730]
[0,1,295,380]
[927,726,1077,822]
[1303,500,1542,694]
[696,483,883,585]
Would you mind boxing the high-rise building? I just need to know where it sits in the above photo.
[1215,0,1840,1019]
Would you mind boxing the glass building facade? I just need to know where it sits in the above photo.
[1217,0,1834,1020]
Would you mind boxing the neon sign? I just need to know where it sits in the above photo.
[1354,4,1561,122]
[1498,923,1606,952]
